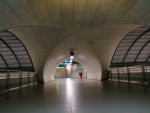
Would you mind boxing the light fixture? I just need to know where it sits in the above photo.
[70,49,74,61]
[57,66,65,69]
[57,49,75,69]
[70,56,74,60]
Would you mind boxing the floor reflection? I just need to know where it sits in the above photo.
[0,79,149,113]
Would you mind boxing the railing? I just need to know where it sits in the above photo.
[109,66,150,86]
[0,70,37,93]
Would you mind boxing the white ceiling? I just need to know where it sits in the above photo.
[0,0,149,30]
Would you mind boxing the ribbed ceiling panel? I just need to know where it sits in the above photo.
[111,26,150,67]
[0,31,34,71]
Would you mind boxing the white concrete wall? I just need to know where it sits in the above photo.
[43,37,102,82]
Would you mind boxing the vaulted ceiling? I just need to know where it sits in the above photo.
[0,0,150,30]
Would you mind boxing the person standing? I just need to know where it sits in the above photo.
[79,72,82,79]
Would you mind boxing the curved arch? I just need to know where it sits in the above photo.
[111,26,150,67]
[0,54,8,68]
[0,30,35,71]
[122,27,150,63]
[43,37,102,82]
[0,36,21,67]
[134,40,150,62]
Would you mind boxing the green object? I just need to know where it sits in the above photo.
[58,67,65,69]
[62,62,70,65]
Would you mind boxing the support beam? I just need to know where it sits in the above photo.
[142,66,146,84]
[110,69,112,80]
[6,71,10,90]
[135,40,150,62]
[34,72,36,83]
[0,39,21,68]
[28,72,30,85]
[117,68,120,81]
[0,54,9,68]
[19,71,22,87]
[127,67,130,82]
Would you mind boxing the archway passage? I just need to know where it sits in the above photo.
[55,61,87,79]
[43,37,102,82]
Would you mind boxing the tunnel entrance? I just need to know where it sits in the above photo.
[54,61,87,79]
[43,38,102,82]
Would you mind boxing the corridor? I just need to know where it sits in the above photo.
[0,79,149,113]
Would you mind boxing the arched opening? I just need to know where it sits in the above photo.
[55,61,87,79]
[43,37,102,82]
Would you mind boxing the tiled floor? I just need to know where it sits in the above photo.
[0,78,150,113]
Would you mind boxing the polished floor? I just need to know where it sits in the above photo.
[0,78,150,113]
